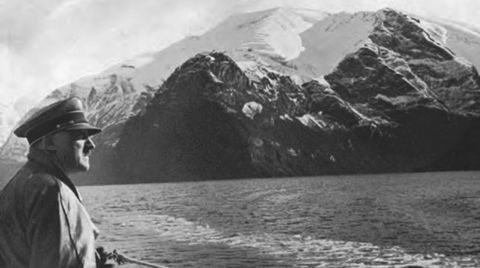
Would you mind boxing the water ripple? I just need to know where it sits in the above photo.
[81,172,480,267]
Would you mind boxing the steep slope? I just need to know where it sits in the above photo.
[0,7,325,157]
[0,72,154,156]
[0,98,34,146]
[113,50,480,182]
[0,7,329,184]
[0,103,17,146]
[429,19,480,69]
[326,9,480,112]
[0,69,156,185]
[124,7,480,89]
[112,9,480,181]
[0,98,35,188]
[116,7,329,88]
[291,11,376,78]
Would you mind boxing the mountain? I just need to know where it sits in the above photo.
[0,71,156,185]
[1,7,480,185]
[0,103,17,146]
[0,97,34,150]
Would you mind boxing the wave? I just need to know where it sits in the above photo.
[142,214,479,268]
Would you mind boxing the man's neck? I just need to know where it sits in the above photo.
[27,148,81,200]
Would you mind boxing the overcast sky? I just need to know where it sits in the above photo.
[1,0,479,105]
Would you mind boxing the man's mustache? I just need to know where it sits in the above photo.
[83,140,94,154]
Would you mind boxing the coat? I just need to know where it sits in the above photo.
[0,148,99,268]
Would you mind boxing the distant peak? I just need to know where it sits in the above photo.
[268,6,325,14]
[121,64,136,69]
[373,7,422,29]
[376,7,404,14]
[237,6,328,22]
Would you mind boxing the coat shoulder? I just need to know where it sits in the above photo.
[19,165,60,195]
[2,163,59,196]
[27,172,59,190]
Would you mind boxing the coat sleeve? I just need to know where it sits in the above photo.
[25,175,96,268]
[25,175,63,268]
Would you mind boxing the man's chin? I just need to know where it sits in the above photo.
[78,156,90,171]
[70,161,90,173]
[79,162,90,172]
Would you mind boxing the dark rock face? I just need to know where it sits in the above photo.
[114,53,258,181]
[367,9,480,112]
[113,48,480,182]
[72,82,156,185]
[111,11,480,182]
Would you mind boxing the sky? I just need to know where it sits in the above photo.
[1,0,479,106]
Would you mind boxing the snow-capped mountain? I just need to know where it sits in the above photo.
[0,98,34,148]
[2,7,480,185]
[428,18,480,68]
[0,7,328,164]
[0,103,18,146]
[109,7,330,87]
[0,71,155,164]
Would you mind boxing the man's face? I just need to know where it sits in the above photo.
[51,130,96,173]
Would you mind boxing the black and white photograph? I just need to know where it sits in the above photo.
[1,0,480,267]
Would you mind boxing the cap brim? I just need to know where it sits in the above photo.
[62,123,102,136]
[28,123,102,145]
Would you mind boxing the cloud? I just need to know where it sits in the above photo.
[2,0,235,102]
[0,0,66,49]
[0,44,36,106]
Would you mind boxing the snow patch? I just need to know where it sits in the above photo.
[296,114,326,129]
[313,76,331,88]
[323,87,336,94]
[236,60,257,71]
[279,114,293,121]
[207,71,224,84]
[291,12,376,76]
[287,148,298,157]
[258,9,315,60]
[443,21,480,38]
[117,54,155,70]
[236,61,267,81]
[418,20,448,45]
[289,75,303,85]
[242,101,263,119]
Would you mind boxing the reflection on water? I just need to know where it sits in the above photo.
[81,172,480,267]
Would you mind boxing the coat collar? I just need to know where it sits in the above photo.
[27,148,81,201]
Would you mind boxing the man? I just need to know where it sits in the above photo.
[0,97,110,267]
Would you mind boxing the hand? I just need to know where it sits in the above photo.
[111,250,127,265]
[96,247,108,266]
[115,252,127,265]
[96,247,117,268]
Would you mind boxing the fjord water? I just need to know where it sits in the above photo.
[81,172,480,268]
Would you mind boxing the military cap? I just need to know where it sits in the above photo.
[14,97,101,144]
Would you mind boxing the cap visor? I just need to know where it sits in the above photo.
[63,123,102,136]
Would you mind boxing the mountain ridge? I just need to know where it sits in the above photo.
[1,7,480,185]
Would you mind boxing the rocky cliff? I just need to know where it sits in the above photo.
[112,9,480,181]
[112,45,480,182]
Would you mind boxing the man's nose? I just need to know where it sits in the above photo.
[85,137,95,150]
